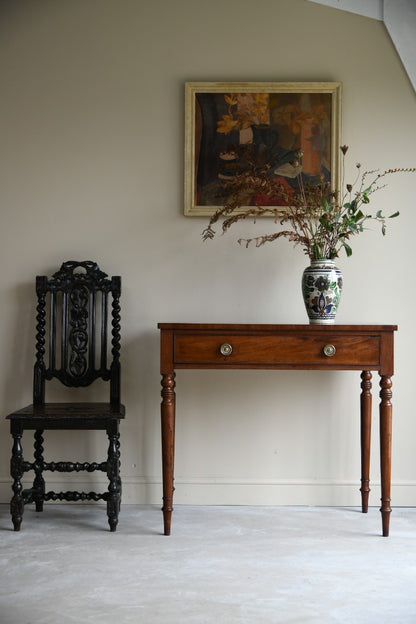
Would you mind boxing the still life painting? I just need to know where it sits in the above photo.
[184,82,342,216]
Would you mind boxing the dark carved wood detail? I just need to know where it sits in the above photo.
[110,277,121,406]
[35,261,122,390]
[106,424,121,532]
[68,285,89,378]
[51,261,109,288]
[41,460,107,472]
[44,490,107,502]
[34,288,47,405]
[6,261,125,531]
[33,429,45,511]
[10,430,24,531]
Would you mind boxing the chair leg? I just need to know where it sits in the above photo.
[33,430,45,512]
[106,424,121,532]
[10,429,24,531]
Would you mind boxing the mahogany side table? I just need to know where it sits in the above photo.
[158,324,397,536]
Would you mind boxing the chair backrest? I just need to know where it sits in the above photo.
[33,261,121,406]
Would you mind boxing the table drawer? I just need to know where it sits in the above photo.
[174,333,381,367]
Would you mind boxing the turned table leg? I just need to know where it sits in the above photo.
[161,373,175,536]
[360,371,372,513]
[379,374,393,537]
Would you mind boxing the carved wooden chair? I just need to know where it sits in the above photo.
[6,261,125,531]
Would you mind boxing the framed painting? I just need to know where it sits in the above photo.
[184,81,342,216]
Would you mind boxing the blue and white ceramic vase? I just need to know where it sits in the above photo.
[301,259,343,324]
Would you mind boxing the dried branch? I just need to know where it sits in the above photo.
[202,146,415,260]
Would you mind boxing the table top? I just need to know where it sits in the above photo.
[158,323,398,333]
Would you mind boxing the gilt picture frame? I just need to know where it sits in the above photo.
[184,81,342,216]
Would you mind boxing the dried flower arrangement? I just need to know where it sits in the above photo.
[202,145,415,260]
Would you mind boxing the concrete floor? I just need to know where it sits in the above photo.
[1,504,415,624]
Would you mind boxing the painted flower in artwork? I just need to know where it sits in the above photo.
[216,114,239,134]
[216,93,270,134]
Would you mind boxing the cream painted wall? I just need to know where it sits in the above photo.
[1,0,415,510]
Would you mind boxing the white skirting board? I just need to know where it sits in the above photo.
[1,476,415,507]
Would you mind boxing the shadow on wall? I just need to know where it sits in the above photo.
[2,281,36,408]
[121,328,161,481]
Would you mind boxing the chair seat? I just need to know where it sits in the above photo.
[7,403,125,430]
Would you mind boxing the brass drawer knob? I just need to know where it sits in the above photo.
[323,344,336,357]
[220,343,233,356]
